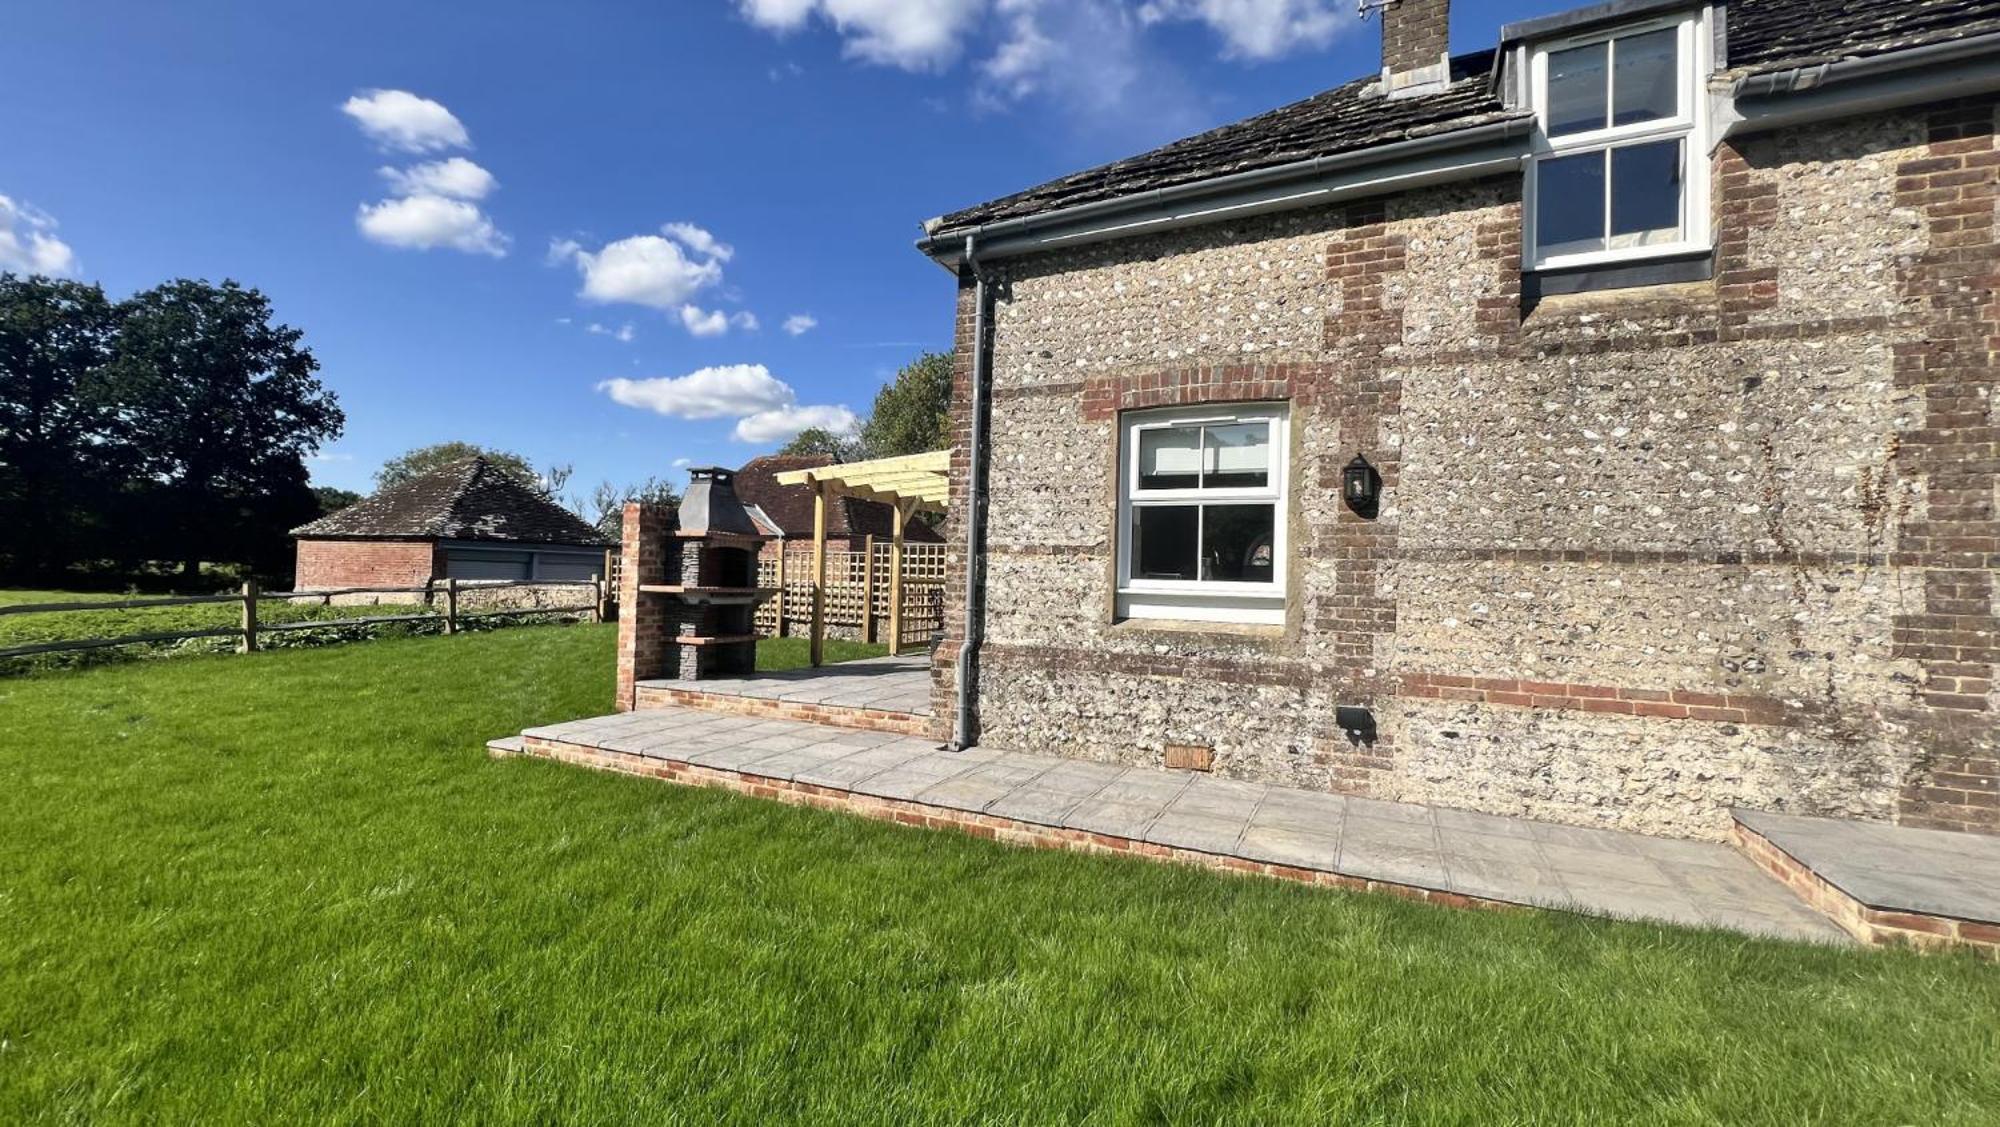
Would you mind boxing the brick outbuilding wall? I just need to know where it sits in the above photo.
[934,98,1998,840]
[294,538,440,590]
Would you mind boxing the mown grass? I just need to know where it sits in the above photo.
[2,625,1996,1123]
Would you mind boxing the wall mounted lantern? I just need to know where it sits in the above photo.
[1342,454,1381,517]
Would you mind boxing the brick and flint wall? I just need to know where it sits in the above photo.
[933,98,1999,840]
[294,537,440,590]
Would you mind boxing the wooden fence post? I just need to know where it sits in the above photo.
[445,578,459,635]
[810,483,826,668]
[888,502,905,657]
[591,573,604,623]
[862,534,877,644]
[774,541,789,638]
[239,580,259,653]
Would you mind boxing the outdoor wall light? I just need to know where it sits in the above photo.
[1342,454,1381,517]
[1335,706,1377,747]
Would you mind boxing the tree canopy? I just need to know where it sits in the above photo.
[376,442,545,491]
[0,274,343,585]
[777,428,864,460]
[771,352,953,465]
[859,351,952,459]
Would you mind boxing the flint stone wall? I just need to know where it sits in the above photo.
[931,100,1998,840]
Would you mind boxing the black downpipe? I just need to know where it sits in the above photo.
[951,238,992,751]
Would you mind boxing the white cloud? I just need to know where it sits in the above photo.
[734,404,860,443]
[356,195,509,256]
[672,456,693,468]
[661,221,734,262]
[782,313,819,336]
[0,195,78,277]
[736,0,986,70]
[552,233,726,312]
[598,362,858,444]
[732,311,760,331]
[599,363,796,419]
[1136,0,1347,59]
[378,157,496,200]
[341,89,471,153]
[586,321,637,343]
[679,304,731,337]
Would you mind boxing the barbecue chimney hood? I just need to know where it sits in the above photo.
[677,466,759,537]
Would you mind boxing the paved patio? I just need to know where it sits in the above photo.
[506,705,1846,944]
[639,654,933,716]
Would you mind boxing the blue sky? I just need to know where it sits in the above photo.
[1,0,1547,498]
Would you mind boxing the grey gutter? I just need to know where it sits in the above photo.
[950,234,992,752]
[918,115,1532,265]
[1732,27,2000,97]
[1721,28,2000,138]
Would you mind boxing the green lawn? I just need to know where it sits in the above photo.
[2,625,1995,1123]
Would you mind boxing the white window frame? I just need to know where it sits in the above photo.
[1115,403,1288,625]
[1524,6,1713,272]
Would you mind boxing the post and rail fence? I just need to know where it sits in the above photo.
[0,576,607,665]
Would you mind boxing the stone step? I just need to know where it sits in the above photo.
[1732,808,2000,956]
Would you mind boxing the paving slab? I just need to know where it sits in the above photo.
[793,742,933,789]
[1146,810,1253,855]
[849,752,980,802]
[1240,824,1343,871]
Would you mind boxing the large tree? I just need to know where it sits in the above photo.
[777,427,862,461]
[375,442,566,494]
[101,279,344,579]
[0,274,117,578]
[859,351,952,459]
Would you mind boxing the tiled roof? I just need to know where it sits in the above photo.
[1728,0,2000,73]
[930,0,2000,235]
[735,454,944,544]
[292,456,608,545]
[933,51,1514,231]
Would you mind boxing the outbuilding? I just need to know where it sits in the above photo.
[292,456,609,590]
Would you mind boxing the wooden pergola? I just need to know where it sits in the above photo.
[773,449,951,665]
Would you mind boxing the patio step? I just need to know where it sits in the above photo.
[1731,809,2000,956]
[631,657,943,739]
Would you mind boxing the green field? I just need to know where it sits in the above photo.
[1,625,1995,1122]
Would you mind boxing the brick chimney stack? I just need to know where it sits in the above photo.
[1379,0,1451,98]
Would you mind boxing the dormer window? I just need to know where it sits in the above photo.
[1526,9,1710,271]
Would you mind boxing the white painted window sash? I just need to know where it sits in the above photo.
[1523,6,1713,272]
[1115,405,1289,619]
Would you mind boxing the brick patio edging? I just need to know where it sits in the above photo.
[632,685,948,740]
[1731,818,1999,957]
[501,734,1520,917]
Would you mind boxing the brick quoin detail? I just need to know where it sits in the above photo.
[1889,99,2000,834]
[1313,201,1409,793]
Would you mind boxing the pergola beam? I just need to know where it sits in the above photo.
[772,449,951,668]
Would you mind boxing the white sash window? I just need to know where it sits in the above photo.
[1117,404,1288,625]
[1526,8,1711,270]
